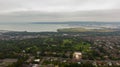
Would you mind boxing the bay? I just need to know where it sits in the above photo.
[0,22,120,32]
[0,23,70,32]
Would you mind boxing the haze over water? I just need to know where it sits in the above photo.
[0,22,120,32]
[0,23,70,32]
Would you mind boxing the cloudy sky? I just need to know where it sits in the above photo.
[0,0,120,22]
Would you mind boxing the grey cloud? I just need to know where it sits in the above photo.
[0,0,120,22]
[0,9,120,22]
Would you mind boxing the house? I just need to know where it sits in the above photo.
[73,52,82,60]
[34,59,40,63]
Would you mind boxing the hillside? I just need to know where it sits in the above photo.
[57,27,118,32]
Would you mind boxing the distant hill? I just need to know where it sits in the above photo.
[57,28,119,32]
[32,21,120,24]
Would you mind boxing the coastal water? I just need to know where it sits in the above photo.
[0,23,70,32]
[0,22,120,32]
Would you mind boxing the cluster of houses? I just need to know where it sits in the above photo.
[21,51,120,67]
[83,36,120,60]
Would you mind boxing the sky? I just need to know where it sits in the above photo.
[0,0,120,23]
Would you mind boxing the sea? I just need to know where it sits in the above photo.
[0,22,120,32]
[0,23,70,32]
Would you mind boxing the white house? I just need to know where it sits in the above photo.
[73,52,82,60]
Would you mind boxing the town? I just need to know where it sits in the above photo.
[0,31,120,67]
